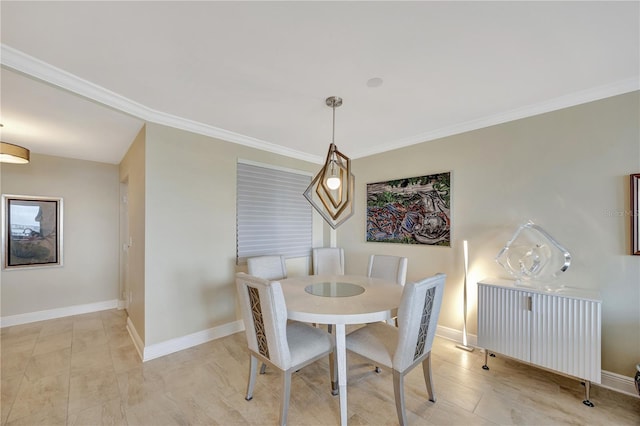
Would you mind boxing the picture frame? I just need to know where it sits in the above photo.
[366,172,451,246]
[2,195,63,269]
[632,174,640,255]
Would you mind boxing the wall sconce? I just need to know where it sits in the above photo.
[304,96,354,229]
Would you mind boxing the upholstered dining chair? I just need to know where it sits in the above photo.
[247,255,287,281]
[345,273,446,426]
[236,273,335,426]
[312,247,345,275]
[367,254,408,326]
[367,254,408,286]
[246,255,287,374]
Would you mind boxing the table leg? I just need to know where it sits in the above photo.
[335,323,347,425]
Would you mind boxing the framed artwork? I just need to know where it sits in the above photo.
[367,172,451,246]
[2,195,63,269]
[632,174,639,255]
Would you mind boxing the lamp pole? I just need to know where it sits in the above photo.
[456,240,474,351]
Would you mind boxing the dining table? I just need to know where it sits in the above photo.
[279,274,403,426]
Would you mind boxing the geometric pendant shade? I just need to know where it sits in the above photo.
[304,97,354,229]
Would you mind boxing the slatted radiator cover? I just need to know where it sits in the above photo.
[478,279,601,383]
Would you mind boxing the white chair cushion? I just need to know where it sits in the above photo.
[287,322,334,368]
[345,322,398,370]
[247,255,287,281]
[313,248,345,275]
[367,254,408,286]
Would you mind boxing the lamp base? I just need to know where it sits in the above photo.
[456,344,475,352]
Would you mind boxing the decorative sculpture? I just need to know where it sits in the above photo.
[495,221,571,288]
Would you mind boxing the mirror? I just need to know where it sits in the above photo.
[632,174,640,255]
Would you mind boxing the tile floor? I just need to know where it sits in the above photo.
[1,309,639,425]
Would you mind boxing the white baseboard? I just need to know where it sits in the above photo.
[139,319,245,362]
[126,317,145,361]
[0,299,119,328]
[435,325,638,399]
[436,324,478,347]
[600,370,639,398]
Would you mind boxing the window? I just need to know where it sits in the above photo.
[237,160,312,263]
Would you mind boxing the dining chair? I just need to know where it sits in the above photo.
[367,254,408,326]
[247,255,287,280]
[236,273,335,426]
[246,255,287,374]
[367,254,408,286]
[345,273,446,426]
[312,247,345,275]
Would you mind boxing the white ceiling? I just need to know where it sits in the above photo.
[1,1,638,165]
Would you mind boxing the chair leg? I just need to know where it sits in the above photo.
[422,352,436,402]
[329,350,338,395]
[279,370,292,426]
[393,370,408,426]
[246,355,258,400]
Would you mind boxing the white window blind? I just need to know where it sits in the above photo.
[237,161,312,263]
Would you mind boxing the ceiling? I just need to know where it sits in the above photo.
[1,1,638,165]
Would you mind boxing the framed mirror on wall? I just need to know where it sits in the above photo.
[632,174,640,255]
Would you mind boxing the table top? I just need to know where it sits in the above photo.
[279,274,403,325]
[478,277,602,302]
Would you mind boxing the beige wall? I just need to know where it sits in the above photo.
[339,92,640,376]
[3,92,637,379]
[119,127,146,341]
[142,123,322,345]
[1,154,119,316]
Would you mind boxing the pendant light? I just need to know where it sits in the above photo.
[304,96,355,229]
[0,125,30,164]
[0,142,30,164]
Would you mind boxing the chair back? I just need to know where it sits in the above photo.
[367,254,408,285]
[236,273,291,370]
[247,255,287,280]
[393,273,445,372]
[312,247,345,275]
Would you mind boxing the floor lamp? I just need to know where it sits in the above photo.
[456,240,474,352]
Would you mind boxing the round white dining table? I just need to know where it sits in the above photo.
[279,274,403,426]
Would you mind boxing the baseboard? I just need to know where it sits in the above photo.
[600,370,639,398]
[435,325,638,399]
[141,320,245,362]
[436,324,478,348]
[126,317,145,361]
[0,299,119,328]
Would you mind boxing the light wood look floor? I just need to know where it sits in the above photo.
[1,309,639,425]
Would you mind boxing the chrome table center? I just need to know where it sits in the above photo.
[279,274,403,425]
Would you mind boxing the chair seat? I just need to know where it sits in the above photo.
[345,322,398,370]
[287,322,334,368]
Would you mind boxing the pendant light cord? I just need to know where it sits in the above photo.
[332,103,336,144]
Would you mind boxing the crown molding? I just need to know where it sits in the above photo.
[353,76,640,159]
[3,44,637,164]
[1,44,323,164]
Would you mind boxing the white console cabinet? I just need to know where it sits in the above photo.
[477,279,601,406]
